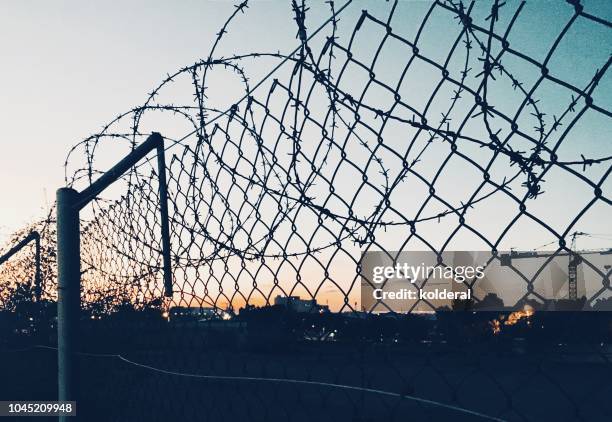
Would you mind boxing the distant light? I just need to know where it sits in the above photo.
[222,312,232,320]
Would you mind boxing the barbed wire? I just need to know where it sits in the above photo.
[53,0,612,313]
[1,1,611,420]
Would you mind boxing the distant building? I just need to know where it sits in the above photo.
[274,295,329,313]
[343,311,369,319]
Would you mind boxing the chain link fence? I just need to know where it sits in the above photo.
[1,0,612,420]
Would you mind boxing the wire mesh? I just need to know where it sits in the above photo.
[1,0,612,421]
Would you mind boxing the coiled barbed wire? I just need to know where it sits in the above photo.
[2,0,607,313]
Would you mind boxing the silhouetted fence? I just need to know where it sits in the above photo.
[1,0,612,420]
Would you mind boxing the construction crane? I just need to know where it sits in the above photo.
[500,232,612,300]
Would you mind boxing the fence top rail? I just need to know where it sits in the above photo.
[75,133,164,210]
[0,231,40,266]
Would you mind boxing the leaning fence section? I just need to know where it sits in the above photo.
[0,216,56,310]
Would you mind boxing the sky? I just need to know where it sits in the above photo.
[1,0,611,311]
[0,0,314,242]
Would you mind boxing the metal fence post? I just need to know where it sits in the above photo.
[55,133,172,420]
[56,187,80,420]
[156,144,173,297]
[0,231,42,301]
[34,232,42,302]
